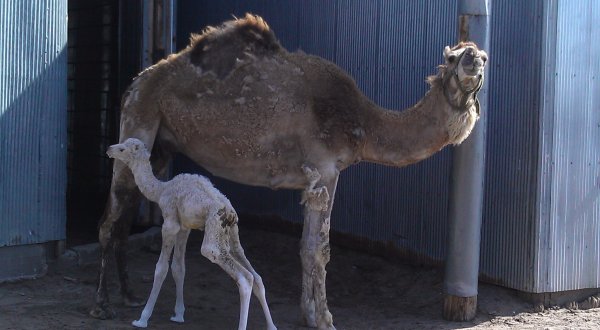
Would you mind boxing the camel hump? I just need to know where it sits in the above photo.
[188,13,282,79]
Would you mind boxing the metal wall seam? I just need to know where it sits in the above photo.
[536,0,558,293]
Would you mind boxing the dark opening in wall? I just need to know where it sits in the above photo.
[67,0,142,246]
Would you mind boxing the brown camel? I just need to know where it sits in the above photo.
[91,14,487,330]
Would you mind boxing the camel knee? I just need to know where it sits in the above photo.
[301,166,330,212]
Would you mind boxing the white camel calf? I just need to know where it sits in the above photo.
[107,138,276,330]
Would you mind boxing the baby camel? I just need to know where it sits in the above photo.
[106,138,277,330]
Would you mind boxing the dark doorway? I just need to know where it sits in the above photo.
[66,0,142,246]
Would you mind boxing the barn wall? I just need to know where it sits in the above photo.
[0,0,68,248]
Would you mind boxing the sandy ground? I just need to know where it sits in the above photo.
[1,225,599,330]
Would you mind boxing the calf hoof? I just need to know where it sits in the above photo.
[132,319,148,328]
[89,303,116,320]
[123,293,146,307]
[170,315,184,323]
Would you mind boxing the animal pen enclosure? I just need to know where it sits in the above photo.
[1,0,599,308]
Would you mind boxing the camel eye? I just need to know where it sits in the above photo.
[119,148,125,152]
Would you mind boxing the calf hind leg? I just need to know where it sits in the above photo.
[170,228,191,323]
[228,223,277,330]
[202,220,254,330]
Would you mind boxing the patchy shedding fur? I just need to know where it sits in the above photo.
[188,13,282,78]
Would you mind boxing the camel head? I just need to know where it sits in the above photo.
[441,42,487,113]
[106,138,151,165]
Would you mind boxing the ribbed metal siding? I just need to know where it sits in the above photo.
[479,0,544,291]
[333,0,457,260]
[540,0,600,292]
[0,1,68,247]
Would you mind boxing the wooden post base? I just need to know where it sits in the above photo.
[443,294,477,321]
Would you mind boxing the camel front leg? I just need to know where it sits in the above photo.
[91,117,162,319]
[91,161,142,319]
[132,220,180,328]
[170,228,190,323]
[300,166,338,330]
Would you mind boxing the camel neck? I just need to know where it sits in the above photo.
[129,161,165,203]
[360,82,458,167]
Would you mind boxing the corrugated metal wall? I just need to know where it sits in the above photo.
[536,0,600,293]
[0,0,68,247]
[479,0,544,292]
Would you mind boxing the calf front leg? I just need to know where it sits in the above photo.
[132,220,180,328]
[300,166,338,330]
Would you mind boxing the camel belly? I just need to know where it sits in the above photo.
[183,143,310,190]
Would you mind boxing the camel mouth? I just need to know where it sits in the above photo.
[460,52,486,77]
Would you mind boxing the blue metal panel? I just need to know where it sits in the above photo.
[0,0,68,246]
[479,0,544,292]
[541,0,600,292]
[332,0,457,261]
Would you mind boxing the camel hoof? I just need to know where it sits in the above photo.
[132,319,148,328]
[170,315,184,323]
[89,304,116,320]
[123,293,146,307]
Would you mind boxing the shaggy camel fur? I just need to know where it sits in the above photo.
[107,138,276,330]
[92,14,487,330]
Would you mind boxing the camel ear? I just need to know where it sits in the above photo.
[480,50,489,62]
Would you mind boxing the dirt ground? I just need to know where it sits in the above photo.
[1,225,599,330]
